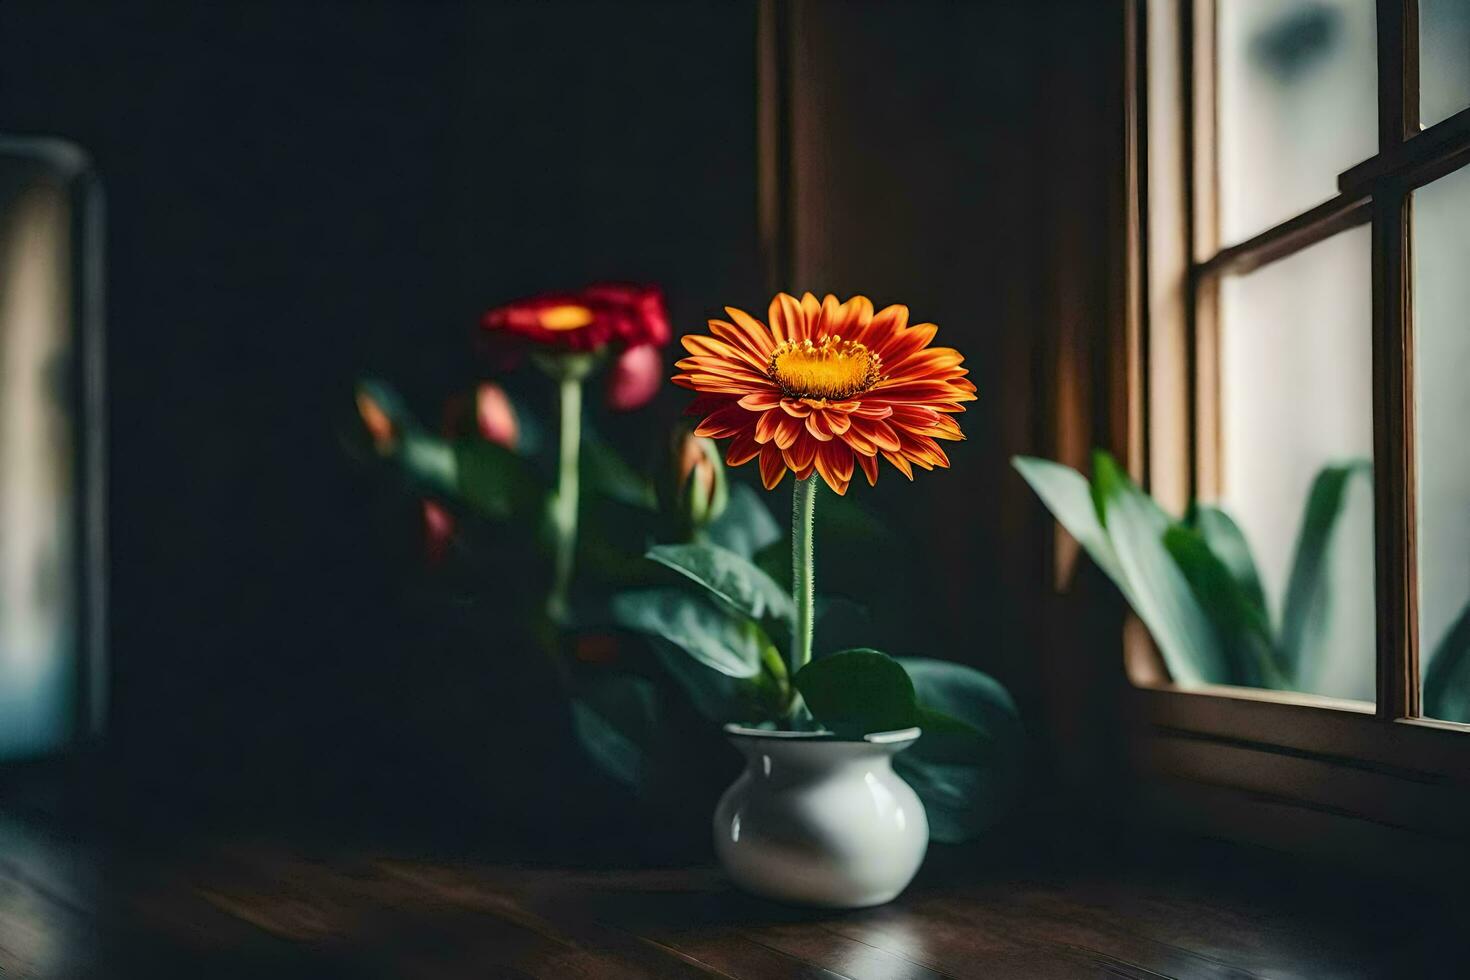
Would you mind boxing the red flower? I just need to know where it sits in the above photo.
[481,282,672,410]
[480,282,670,353]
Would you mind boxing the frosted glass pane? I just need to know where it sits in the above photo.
[1218,0,1377,244]
[0,150,78,759]
[1421,0,1470,128]
[1416,164,1470,722]
[1219,225,1375,701]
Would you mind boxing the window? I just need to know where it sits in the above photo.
[1128,0,1470,856]
[0,138,105,762]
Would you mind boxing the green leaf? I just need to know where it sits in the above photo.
[1189,504,1268,617]
[1423,600,1470,723]
[794,648,918,737]
[570,672,658,789]
[646,542,795,626]
[454,439,542,520]
[1280,460,1372,677]
[1012,456,1132,598]
[609,588,764,678]
[649,638,776,724]
[705,482,782,559]
[1092,451,1226,686]
[1164,524,1283,689]
[895,656,1023,843]
[583,429,657,509]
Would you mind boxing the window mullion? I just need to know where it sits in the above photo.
[1370,0,1419,721]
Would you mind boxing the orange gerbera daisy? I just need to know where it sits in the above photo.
[673,293,974,495]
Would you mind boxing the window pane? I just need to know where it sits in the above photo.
[0,149,79,758]
[1218,225,1375,702]
[1421,0,1470,128]
[1416,164,1470,723]
[1217,0,1377,244]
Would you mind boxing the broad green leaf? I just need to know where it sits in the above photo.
[705,482,782,559]
[650,638,775,724]
[1012,456,1132,599]
[609,588,764,678]
[1280,460,1372,677]
[646,542,795,626]
[1189,504,1268,617]
[399,433,457,493]
[794,648,918,737]
[895,656,1023,843]
[1093,451,1226,686]
[1424,600,1470,723]
[583,430,656,509]
[570,671,658,790]
[454,439,542,520]
[1164,524,1283,689]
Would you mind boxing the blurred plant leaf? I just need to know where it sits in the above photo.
[1092,451,1226,686]
[454,439,543,520]
[1279,460,1371,677]
[1189,504,1268,618]
[649,638,774,724]
[794,648,917,737]
[705,482,782,559]
[583,428,656,509]
[1164,524,1282,689]
[646,542,794,626]
[894,656,1023,843]
[609,588,765,679]
[1423,600,1470,723]
[1012,456,1132,598]
[570,671,658,790]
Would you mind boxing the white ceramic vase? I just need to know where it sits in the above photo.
[713,725,929,908]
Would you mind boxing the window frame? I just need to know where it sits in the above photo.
[1125,0,1470,859]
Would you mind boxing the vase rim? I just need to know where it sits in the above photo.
[722,723,921,745]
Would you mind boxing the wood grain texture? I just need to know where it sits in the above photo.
[2,806,1466,979]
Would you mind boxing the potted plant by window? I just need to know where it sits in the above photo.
[604,292,1021,907]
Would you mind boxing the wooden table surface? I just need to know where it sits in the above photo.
[1,802,1460,979]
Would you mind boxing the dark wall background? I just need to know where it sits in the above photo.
[0,0,1125,820]
[0,0,762,804]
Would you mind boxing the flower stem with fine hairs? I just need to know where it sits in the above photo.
[790,475,817,681]
[547,373,582,623]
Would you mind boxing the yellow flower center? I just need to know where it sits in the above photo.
[538,304,595,331]
[768,336,883,401]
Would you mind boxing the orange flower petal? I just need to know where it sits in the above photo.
[814,440,854,495]
[695,403,755,438]
[780,398,814,418]
[805,412,835,442]
[726,430,762,466]
[784,433,818,471]
[759,443,788,489]
[738,390,783,411]
[857,451,879,486]
[883,450,914,480]
[754,408,783,444]
[720,309,777,356]
[851,417,902,452]
[855,304,908,348]
[774,414,804,450]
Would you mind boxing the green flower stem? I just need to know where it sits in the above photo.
[790,475,817,680]
[547,373,583,623]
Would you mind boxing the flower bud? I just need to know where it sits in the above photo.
[476,382,519,449]
[421,499,454,565]
[356,389,396,453]
[673,430,728,531]
[606,343,663,412]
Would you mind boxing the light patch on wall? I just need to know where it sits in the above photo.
[0,177,76,758]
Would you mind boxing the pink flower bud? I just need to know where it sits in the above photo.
[606,343,663,412]
[476,383,519,449]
